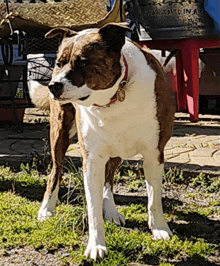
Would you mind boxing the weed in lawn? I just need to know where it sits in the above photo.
[129,179,145,192]
[191,172,207,187]
[58,159,88,233]
[164,167,184,185]
[120,203,148,224]
[114,168,146,193]
[0,165,47,188]
[209,200,220,207]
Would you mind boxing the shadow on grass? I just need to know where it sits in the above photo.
[169,212,220,245]
[175,257,219,266]
[114,194,220,246]
[0,179,81,205]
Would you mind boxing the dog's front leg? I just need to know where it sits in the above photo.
[83,156,107,261]
[38,100,75,221]
[143,151,173,240]
[103,157,125,226]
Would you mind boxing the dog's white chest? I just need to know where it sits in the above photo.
[78,85,159,159]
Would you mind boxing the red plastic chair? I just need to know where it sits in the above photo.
[140,38,220,121]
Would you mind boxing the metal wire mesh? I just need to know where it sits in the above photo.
[26,36,59,53]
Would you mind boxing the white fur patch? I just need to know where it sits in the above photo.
[103,183,125,226]
[28,80,40,99]
[38,183,59,221]
[144,159,173,240]
[69,121,77,139]
[60,83,92,102]
[28,80,50,109]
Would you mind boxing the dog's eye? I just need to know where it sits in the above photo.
[56,62,62,68]
[56,60,68,68]
[76,57,88,68]
[79,61,86,67]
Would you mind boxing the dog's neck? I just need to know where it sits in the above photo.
[93,55,128,107]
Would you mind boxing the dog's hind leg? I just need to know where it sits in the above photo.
[143,150,173,240]
[38,100,75,221]
[103,157,125,226]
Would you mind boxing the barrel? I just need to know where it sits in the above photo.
[126,0,218,40]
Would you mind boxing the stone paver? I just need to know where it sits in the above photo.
[213,150,220,160]
[166,153,190,165]
[0,109,219,174]
[191,148,217,157]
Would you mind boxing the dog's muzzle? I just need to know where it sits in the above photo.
[48,82,63,98]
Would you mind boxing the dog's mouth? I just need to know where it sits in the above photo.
[78,95,90,101]
[55,95,90,102]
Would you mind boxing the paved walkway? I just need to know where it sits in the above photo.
[0,108,219,175]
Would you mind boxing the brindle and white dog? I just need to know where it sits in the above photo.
[30,23,175,261]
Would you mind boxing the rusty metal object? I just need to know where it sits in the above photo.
[127,0,218,40]
[0,0,124,37]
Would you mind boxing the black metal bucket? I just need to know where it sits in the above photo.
[127,0,218,40]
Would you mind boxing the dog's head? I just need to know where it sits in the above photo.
[46,23,130,106]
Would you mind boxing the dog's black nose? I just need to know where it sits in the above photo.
[48,82,63,98]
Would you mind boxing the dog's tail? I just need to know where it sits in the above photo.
[28,81,50,110]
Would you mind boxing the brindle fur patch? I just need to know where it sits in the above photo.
[105,157,122,192]
[44,99,75,200]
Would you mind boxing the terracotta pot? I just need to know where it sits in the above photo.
[0,99,27,122]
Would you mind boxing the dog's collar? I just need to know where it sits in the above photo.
[94,55,128,107]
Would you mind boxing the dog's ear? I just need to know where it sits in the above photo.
[45,28,77,39]
[99,23,131,52]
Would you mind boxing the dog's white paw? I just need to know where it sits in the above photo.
[37,210,55,222]
[103,206,125,226]
[84,244,107,261]
[38,206,55,221]
[37,199,57,222]
[152,226,173,240]
[148,212,173,240]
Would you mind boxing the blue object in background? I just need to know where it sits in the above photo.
[204,0,220,35]
[109,0,115,6]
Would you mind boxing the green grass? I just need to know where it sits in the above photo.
[0,192,79,249]
[0,165,219,265]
